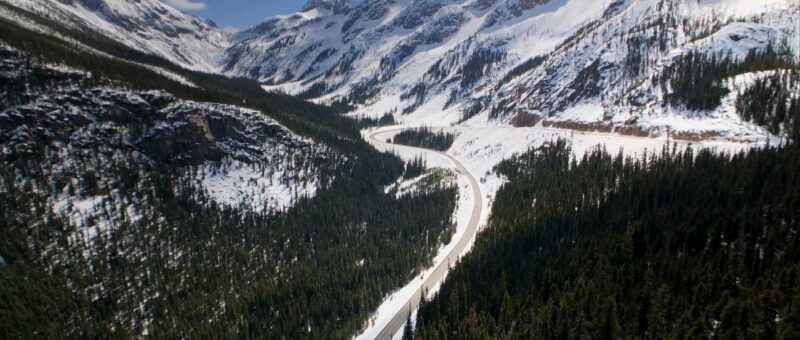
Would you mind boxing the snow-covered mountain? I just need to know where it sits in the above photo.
[0,42,327,216]
[2,0,797,141]
[224,0,799,141]
[0,0,229,72]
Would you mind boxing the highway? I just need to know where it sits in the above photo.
[367,127,483,340]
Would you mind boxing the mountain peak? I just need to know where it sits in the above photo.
[301,0,353,14]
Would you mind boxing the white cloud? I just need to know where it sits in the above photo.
[163,0,208,11]
[222,26,239,33]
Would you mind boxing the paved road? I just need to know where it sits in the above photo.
[368,128,483,340]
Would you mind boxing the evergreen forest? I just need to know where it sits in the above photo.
[0,10,459,339]
[414,141,800,339]
[392,128,457,152]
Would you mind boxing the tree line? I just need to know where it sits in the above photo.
[414,141,800,339]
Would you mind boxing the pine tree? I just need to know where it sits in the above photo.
[403,312,414,340]
[594,297,622,340]
[646,285,669,339]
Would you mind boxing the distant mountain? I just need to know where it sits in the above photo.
[1,0,229,72]
[3,0,796,141]
[223,0,798,141]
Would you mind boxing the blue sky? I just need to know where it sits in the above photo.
[162,0,307,30]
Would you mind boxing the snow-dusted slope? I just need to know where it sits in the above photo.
[480,0,799,140]
[224,0,798,141]
[0,0,229,72]
[6,0,795,141]
[0,44,327,216]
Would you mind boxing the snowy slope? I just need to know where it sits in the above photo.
[0,44,329,225]
[3,0,795,140]
[0,0,229,72]
[481,0,799,139]
[224,0,798,141]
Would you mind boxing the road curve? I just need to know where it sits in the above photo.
[368,128,483,340]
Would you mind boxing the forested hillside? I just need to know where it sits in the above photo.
[2,0,799,339]
[414,141,800,339]
[0,10,459,339]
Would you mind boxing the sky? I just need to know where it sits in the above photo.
[162,0,307,31]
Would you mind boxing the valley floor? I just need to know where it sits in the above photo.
[357,127,486,340]
[359,123,772,339]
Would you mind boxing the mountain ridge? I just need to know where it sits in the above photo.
[2,0,229,72]
[219,0,798,142]
[4,0,796,144]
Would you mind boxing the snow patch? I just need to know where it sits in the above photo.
[196,159,318,213]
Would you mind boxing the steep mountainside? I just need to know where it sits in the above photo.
[0,0,229,72]
[224,0,798,141]
[0,7,461,338]
[3,0,796,141]
[0,52,324,212]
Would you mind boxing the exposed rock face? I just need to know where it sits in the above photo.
[0,48,307,167]
[1,90,302,166]
[301,0,354,14]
